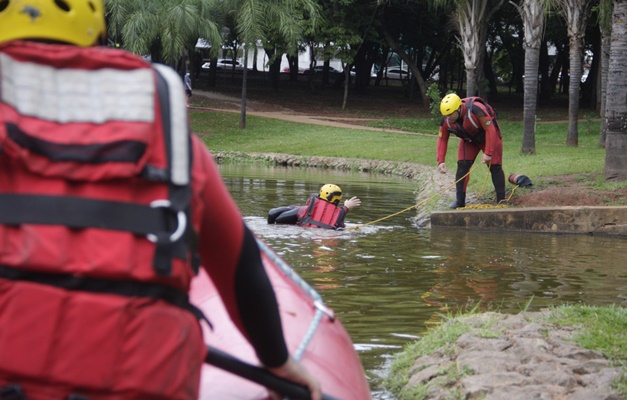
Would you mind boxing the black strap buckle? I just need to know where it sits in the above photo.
[146,199,187,244]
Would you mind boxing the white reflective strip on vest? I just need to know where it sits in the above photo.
[0,53,155,124]
[152,64,190,186]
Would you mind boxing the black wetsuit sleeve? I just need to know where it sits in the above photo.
[234,225,289,367]
[268,206,299,224]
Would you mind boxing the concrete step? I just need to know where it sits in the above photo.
[430,206,627,236]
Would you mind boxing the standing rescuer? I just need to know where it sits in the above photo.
[0,1,321,399]
[436,93,507,208]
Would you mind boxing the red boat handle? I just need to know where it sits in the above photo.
[205,345,342,400]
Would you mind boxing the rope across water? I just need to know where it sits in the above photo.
[346,162,518,230]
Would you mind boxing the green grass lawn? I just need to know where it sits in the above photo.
[192,109,624,196]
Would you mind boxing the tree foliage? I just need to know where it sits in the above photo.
[101,0,624,178]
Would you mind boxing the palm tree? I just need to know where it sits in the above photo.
[104,0,223,68]
[223,0,320,128]
[513,0,551,154]
[105,0,319,128]
[603,0,627,181]
[429,0,504,97]
[555,0,593,146]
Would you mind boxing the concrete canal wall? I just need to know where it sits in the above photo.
[430,206,627,236]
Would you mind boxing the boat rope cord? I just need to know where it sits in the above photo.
[346,162,517,230]
[255,238,332,361]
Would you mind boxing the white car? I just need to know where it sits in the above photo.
[382,68,409,80]
[201,59,246,71]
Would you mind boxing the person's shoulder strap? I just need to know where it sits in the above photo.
[152,64,191,186]
[465,97,494,129]
[151,64,199,275]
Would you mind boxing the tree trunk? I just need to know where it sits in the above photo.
[598,29,611,147]
[342,67,349,111]
[522,46,540,154]
[518,0,548,154]
[558,0,589,147]
[240,48,248,129]
[456,7,481,97]
[566,35,583,146]
[380,28,430,107]
[539,41,552,100]
[603,0,627,181]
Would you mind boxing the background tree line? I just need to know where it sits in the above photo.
[103,0,626,181]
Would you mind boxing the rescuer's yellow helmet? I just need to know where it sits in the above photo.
[319,184,343,205]
[440,93,463,116]
[0,0,106,47]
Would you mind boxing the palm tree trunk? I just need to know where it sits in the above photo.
[558,0,590,147]
[456,7,481,97]
[566,36,583,146]
[518,0,548,154]
[603,0,627,181]
[522,46,540,154]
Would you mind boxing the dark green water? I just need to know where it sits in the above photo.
[218,163,627,398]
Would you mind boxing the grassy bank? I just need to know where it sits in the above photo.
[192,109,627,199]
[383,304,627,399]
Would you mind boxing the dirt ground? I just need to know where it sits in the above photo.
[191,83,626,209]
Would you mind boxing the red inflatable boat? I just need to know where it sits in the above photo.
[190,239,372,400]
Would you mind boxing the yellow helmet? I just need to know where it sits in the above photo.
[0,0,106,47]
[440,93,462,116]
[319,184,343,204]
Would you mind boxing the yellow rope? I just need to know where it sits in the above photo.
[463,162,492,207]
[346,162,483,230]
[346,162,519,230]
[463,162,518,209]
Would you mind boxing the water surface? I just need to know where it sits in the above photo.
[219,163,627,398]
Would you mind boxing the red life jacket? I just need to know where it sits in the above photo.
[296,195,347,229]
[0,41,202,398]
[442,97,498,144]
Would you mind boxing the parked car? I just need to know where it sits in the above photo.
[381,67,409,80]
[201,59,246,71]
[281,67,305,74]
[303,66,342,77]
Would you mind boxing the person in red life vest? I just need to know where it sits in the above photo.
[267,184,361,230]
[0,1,320,400]
[436,93,507,208]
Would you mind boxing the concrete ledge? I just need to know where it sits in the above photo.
[430,206,627,236]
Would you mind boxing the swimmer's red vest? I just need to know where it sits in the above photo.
[296,195,347,229]
[0,41,201,398]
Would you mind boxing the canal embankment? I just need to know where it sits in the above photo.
[431,206,627,236]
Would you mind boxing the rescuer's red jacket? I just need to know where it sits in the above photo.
[436,97,503,164]
[0,41,286,400]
